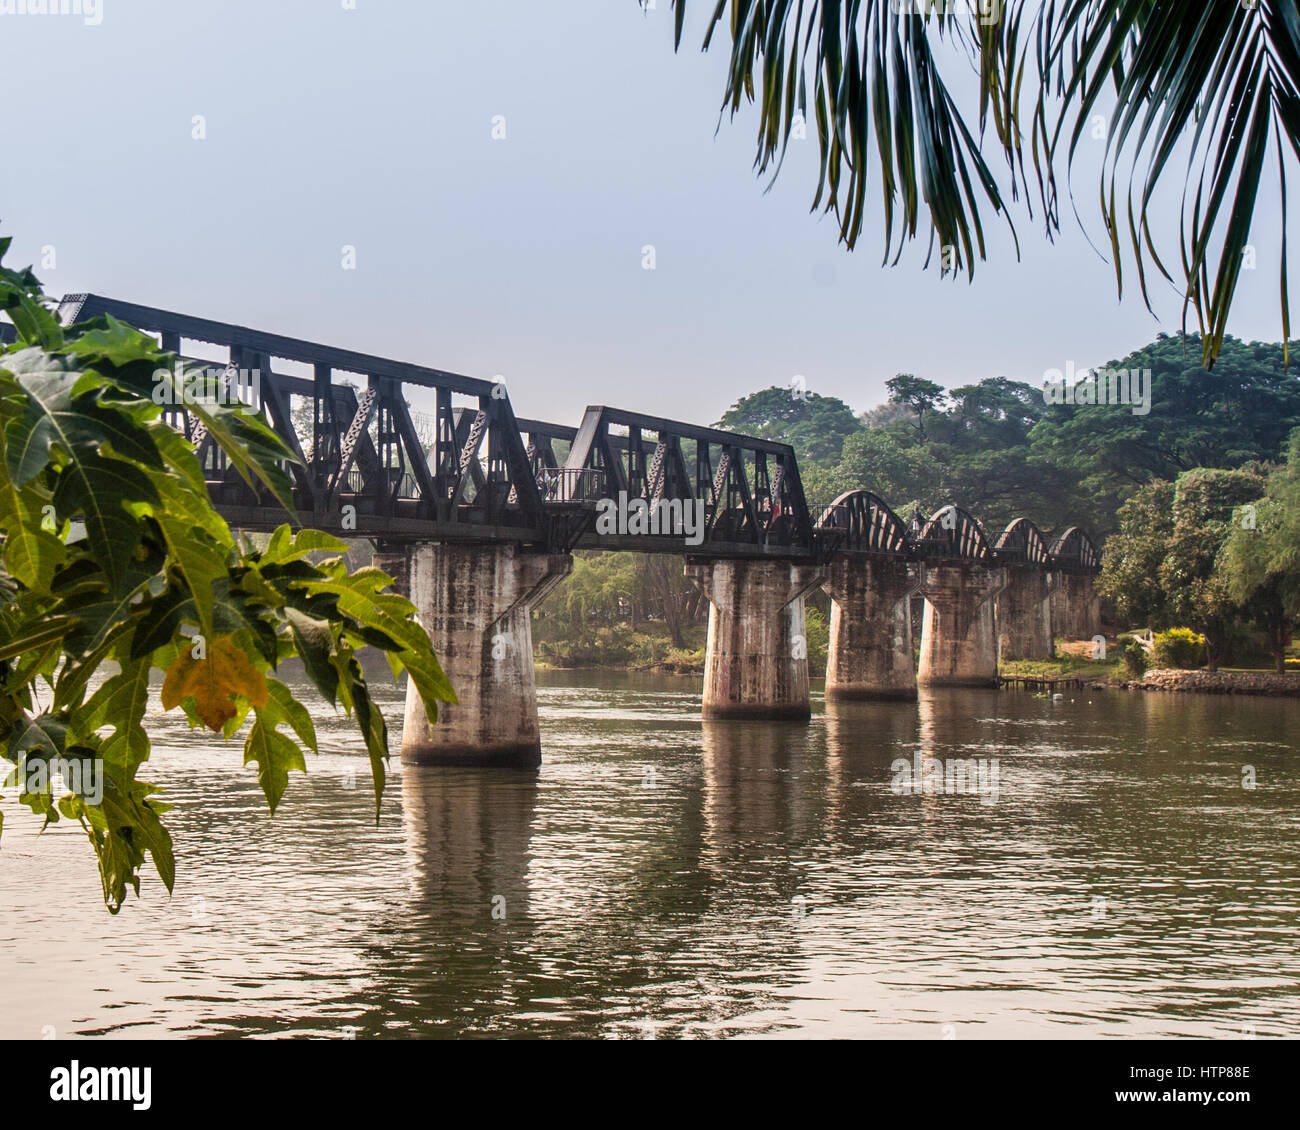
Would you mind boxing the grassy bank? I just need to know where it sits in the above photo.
[534,605,831,675]
[534,621,707,673]
[999,653,1124,684]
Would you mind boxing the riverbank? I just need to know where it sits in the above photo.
[533,640,1300,695]
[1000,657,1300,696]
[1130,669,1300,696]
[533,624,708,674]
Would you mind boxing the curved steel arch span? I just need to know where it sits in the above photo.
[994,517,1052,567]
[1050,526,1102,572]
[813,490,910,556]
[916,505,990,563]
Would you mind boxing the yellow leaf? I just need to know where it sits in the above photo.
[161,635,269,732]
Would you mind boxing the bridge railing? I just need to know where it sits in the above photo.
[537,467,606,503]
[344,468,419,499]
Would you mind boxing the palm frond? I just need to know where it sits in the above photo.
[666,0,1023,279]
[1034,0,1300,363]
[665,0,1300,365]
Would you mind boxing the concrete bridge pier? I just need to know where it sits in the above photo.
[686,559,823,720]
[917,565,1009,687]
[394,543,572,767]
[822,557,921,700]
[997,569,1057,661]
[1052,572,1102,641]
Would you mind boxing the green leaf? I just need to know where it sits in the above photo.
[348,669,388,822]
[2,348,163,479]
[0,252,62,350]
[77,654,152,778]
[244,710,308,815]
[168,358,297,513]
[81,777,176,912]
[6,712,66,761]
[0,426,65,591]
[265,678,317,753]
[0,616,76,663]
[2,347,161,593]
[285,608,339,706]
[260,525,348,566]
[137,484,233,641]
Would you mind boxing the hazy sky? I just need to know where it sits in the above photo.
[1,0,1291,428]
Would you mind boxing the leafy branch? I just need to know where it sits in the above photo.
[0,239,454,912]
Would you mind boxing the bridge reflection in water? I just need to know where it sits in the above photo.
[1,671,1296,1038]
[373,675,1300,1038]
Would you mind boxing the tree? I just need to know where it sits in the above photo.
[859,401,912,430]
[800,335,1300,536]
[885,374,946,441]
[0,239,454,913]
[1220,429,1300,671]
[545,553,639,641]
[1159,468,1266,670]
[714,386,861,467]
[812,426,945,515]
[666,1,1300,364]
[1100,467,1267,670]
[637,555,697,648]
[1096,481,1176,630]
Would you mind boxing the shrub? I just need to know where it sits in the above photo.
[1118,637,1149,677]
[1152,627,1207,669]
[660,647,705,673]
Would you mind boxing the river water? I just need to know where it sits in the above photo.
[2,670,1297,1039]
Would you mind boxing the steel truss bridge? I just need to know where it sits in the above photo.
[39,295,1098,573]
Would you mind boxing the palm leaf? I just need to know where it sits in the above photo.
[665,0,1300,364]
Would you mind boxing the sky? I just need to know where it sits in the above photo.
[0,0,1293,429]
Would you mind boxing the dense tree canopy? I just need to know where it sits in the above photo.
[714,386,861,467]
[809,371,1073,527]
[1030,335,1300,513]
[804,334,1300,537]
[1220,430,1300,669]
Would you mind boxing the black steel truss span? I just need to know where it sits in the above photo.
[56,293,548,545]
[37,294,1100,570]
[555,406,814,556]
